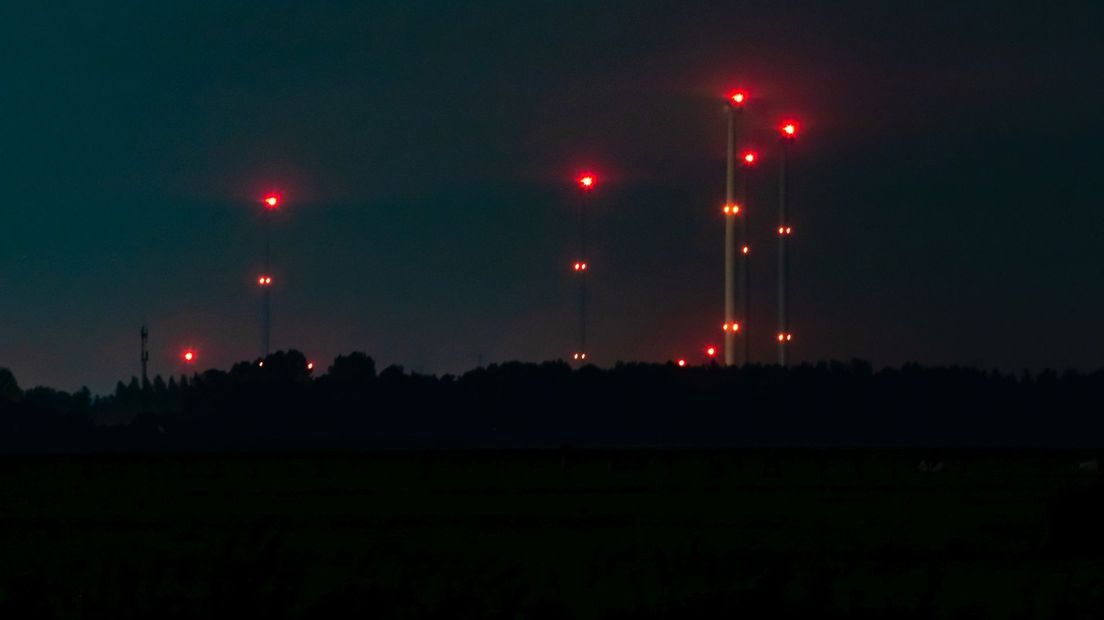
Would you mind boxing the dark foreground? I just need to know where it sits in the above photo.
[2,449,1103,618]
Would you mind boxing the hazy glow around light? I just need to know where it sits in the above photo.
[743,152,757,164]
[263,195,280,209]
[677,359,686,367]
[578,175,595,189]
[781,121,798,138]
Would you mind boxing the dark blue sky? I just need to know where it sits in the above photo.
[1,1,1102,391]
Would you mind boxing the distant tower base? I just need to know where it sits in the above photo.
[140,325,149,387]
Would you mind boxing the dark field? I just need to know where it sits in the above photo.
[2,450,1103,618]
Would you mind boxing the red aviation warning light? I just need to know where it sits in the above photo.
[723,322,740,332]
[722,204,741,215]
[776,333,793,342]
[263,194,280,209]
[307,361,314,371]
[257,275,273,286]
[677,359,687,367]
[777,226,793,235]
[743,151,757,165]
[578,175,595,190]
[573,262,588,271]
[706,346,717,357]
[182,349,196,363]
[572,352,588,361]
[742,245,750,255]
[780,122,799,138]
[729,91,747,106]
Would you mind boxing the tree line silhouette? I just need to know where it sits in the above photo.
[2,353,1104,451]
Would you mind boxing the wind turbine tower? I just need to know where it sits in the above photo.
[721,91,746,366]
[777,121,798,365]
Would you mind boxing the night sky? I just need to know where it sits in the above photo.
[2,1,1102,392]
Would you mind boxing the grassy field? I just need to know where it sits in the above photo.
[0,449,1102,618]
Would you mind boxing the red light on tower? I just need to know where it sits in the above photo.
[578,175,595,190]
[743,152,757,165]
[780,121,798,138]
[307,361,314,371]
[263,194,280,209]
[677,359,687,367]
[182,350,196,363]
[729,91,747,106]
[706,346,717,358]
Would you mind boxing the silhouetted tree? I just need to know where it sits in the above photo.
[0,367,20,404]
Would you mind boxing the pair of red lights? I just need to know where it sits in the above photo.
[778,226,793,235]
[572,352,588,361]
[673,344,718,367]
[777,333,793,342]
[257,275,273,286]
[572,262,588,272]
[722,322,740,332]
[722,204,741,215]
[727,90,800,138]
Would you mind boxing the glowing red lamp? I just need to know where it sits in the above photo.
[706,346,717,357]
[743,152,757,165]
[182,350,196,363]
[578,175,595,190]
[263,195,280,209]
[677,359,687,367]
[729,91,747,106]
[780,122,798,138]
